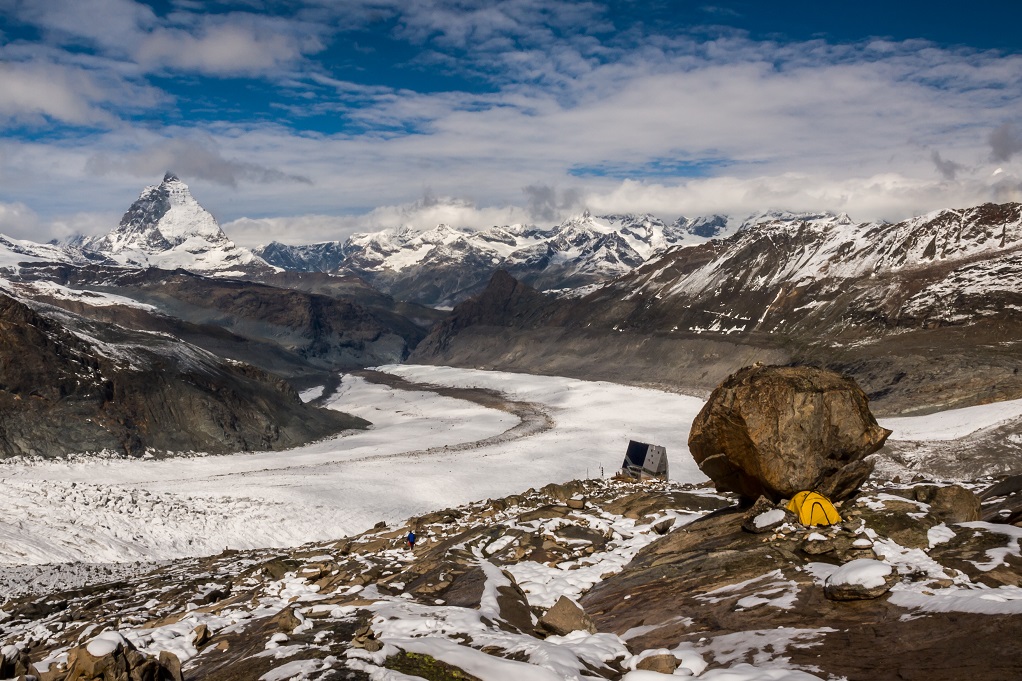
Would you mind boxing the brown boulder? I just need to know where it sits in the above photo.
[688,365,891,501]
[63,631,180,681]
[636,653,680,673]
[539,596,597,636]
[914,484,981,523]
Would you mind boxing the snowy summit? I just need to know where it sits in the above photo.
[80,173,271,275]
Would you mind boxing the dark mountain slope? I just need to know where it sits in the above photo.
[11,264,437,379]
[0,293,366,459]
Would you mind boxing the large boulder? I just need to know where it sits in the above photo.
[688,365,891,502]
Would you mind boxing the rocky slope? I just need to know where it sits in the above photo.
[2,477,1019,680]
[3,263,438,381]
[412,203,1022,414]
[0,291,367,458]
[76,174,272,276]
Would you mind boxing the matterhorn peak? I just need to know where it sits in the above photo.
[78,174,271,275]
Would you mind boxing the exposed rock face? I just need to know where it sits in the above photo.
[688,365,891,501]
[11,263,436,378]
[0,292,366,458]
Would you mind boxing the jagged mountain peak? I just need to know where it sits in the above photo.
[77,175,271,275]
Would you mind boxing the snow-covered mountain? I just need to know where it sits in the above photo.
[412,202,1022,414]
[0,233,109,269]
[330,212,738,306]
[256,240,346,272]
[79,173,272,275]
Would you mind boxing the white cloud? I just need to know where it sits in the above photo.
[134,15,323,76]
[0,59,162,126]
[2,4,1022,244]
[0,201,43,240]
[224,196,532,247]
[85,135,312,187]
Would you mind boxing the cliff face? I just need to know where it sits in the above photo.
[0,292,366,458]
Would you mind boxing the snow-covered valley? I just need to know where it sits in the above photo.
[4,366,1022,681]
[4,364,1022,571]
[0,366,708,568]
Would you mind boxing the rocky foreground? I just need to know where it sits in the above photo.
[2,477,1021,681]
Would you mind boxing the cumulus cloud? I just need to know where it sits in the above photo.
[931,150,964,180]
[0,59,164,126]
[223,194,533,247]
[85,138,312,187]
[0,201,43,240]
[522,184,585,222]
[3,0,323,77]
[134,16,322,76]
[989,123,1022,163]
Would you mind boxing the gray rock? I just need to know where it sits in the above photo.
[688,365,891,502]
[824,559,898,601]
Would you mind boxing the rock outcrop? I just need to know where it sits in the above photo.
[688,365,891,501]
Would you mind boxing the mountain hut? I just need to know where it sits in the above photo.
[621,440,669,480]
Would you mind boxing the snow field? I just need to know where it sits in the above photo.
[0,366,706,567]
[3,363,1022,578]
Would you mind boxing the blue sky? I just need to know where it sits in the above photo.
[1,0,1021,245]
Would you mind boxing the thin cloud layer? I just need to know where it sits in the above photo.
[0,1,1020,243]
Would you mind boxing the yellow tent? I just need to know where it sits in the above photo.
[787,491,841,527]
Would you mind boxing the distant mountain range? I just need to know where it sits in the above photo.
[411,202,1022,415]
[1,173,863,308]
[5,172,1022,434]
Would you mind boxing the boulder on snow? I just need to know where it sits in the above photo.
[636,653,680,673]
[824,559,898,601]
[539,596,597,636]
[688,365,891,502]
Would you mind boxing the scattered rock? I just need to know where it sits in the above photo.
[800,534,836,555]
[652,517,676,535]
[352,624,383,652]
[741,496,794,533]
[63,632,180,681]
[539,596,597,636]
[193,623,211,647]
[271,605,302,633]
[688,365,891,501]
